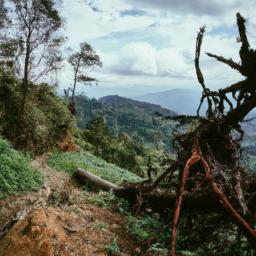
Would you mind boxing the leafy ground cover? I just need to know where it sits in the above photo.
[0,137,42,197]
[47,150,142,185]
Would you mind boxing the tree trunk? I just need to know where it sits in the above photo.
[21,29,32,115]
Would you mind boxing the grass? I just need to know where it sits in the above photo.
[47,150,142,185]
[0,137,43,197]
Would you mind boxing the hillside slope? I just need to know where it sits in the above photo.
[0,152,142,256]
[76,94,177,151]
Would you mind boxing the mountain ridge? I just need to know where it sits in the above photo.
[133,88,204,115]
[99,94,177,116]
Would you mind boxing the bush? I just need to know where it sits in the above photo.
[0,137,42,197]
[125,213,170,254]
[0,81,74,154]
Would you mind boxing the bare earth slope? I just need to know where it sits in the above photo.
[0,155,137,256]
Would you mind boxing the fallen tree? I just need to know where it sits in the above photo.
[74,168,226,213]
[75,13,256,255]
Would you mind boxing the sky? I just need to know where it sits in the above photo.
[59,0,256,98]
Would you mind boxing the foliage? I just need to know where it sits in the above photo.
[87,191,129,214]
[104,237,120,256]
[0,137,42,197]
[124,210,251,255]
[2,0,63,82]
[66,42,102,114]
[0,80,74,153]
[47,150,142,185]
[75,115,169,177]
[76,94,176,152]
[82,116,113,156]
[0,0,65,114]
[124,213,170,255]
[0,0,73,154]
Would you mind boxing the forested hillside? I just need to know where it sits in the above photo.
[76,94,177,151]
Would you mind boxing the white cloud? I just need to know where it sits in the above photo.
[61,0,152,46]
[58,0,255,98]
[107,42,192,78]
[119,42,158,75]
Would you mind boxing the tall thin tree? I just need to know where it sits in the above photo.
[67,42,102,115]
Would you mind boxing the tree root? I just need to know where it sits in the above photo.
[171,139,256,256]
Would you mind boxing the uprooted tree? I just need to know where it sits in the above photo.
[75,13,256,254]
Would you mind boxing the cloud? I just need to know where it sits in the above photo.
[61,0,153,47]
[120,9,147,17]
[108,42,192,78]
[124,0,240,16]
[59,0,256,99]
[118,42,158,75]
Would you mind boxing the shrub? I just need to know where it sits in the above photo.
[104,237,120,256]
[0,81,74,154]
[125,213,170,253]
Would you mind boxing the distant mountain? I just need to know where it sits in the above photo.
[134,88,256,151]
[76,95,177,151]
[75,92,256,153]
[133,89,204,115]
[99,95,176,116]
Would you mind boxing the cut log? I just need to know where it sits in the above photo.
[74,168,120,191]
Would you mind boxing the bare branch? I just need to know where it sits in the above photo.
[195,26,214,118]
[236,13,250,51]
[206,52,245,75]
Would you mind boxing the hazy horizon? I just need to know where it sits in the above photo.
[72,85,202,99]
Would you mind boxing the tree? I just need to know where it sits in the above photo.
[0,0,7,28]
[83,116,112,155]
[67,42,102,115]
[1,0,64,113]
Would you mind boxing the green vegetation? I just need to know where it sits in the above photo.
[47,150,142,185]
[104,237,120,256]
[83,189,251,255]
[75,116,161,177]
[0,0,73,154]
[66,42,102,115]
[87,191,129,214]
[0,137,42,197]
[76,94,176,152]
[0,81,74,154]
[125,213,170,253]
[0,4,254,255]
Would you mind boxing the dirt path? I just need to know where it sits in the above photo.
[0,154,138,256]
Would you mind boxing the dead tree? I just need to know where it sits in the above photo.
[170,12,256,255]
[75,13,256,254]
